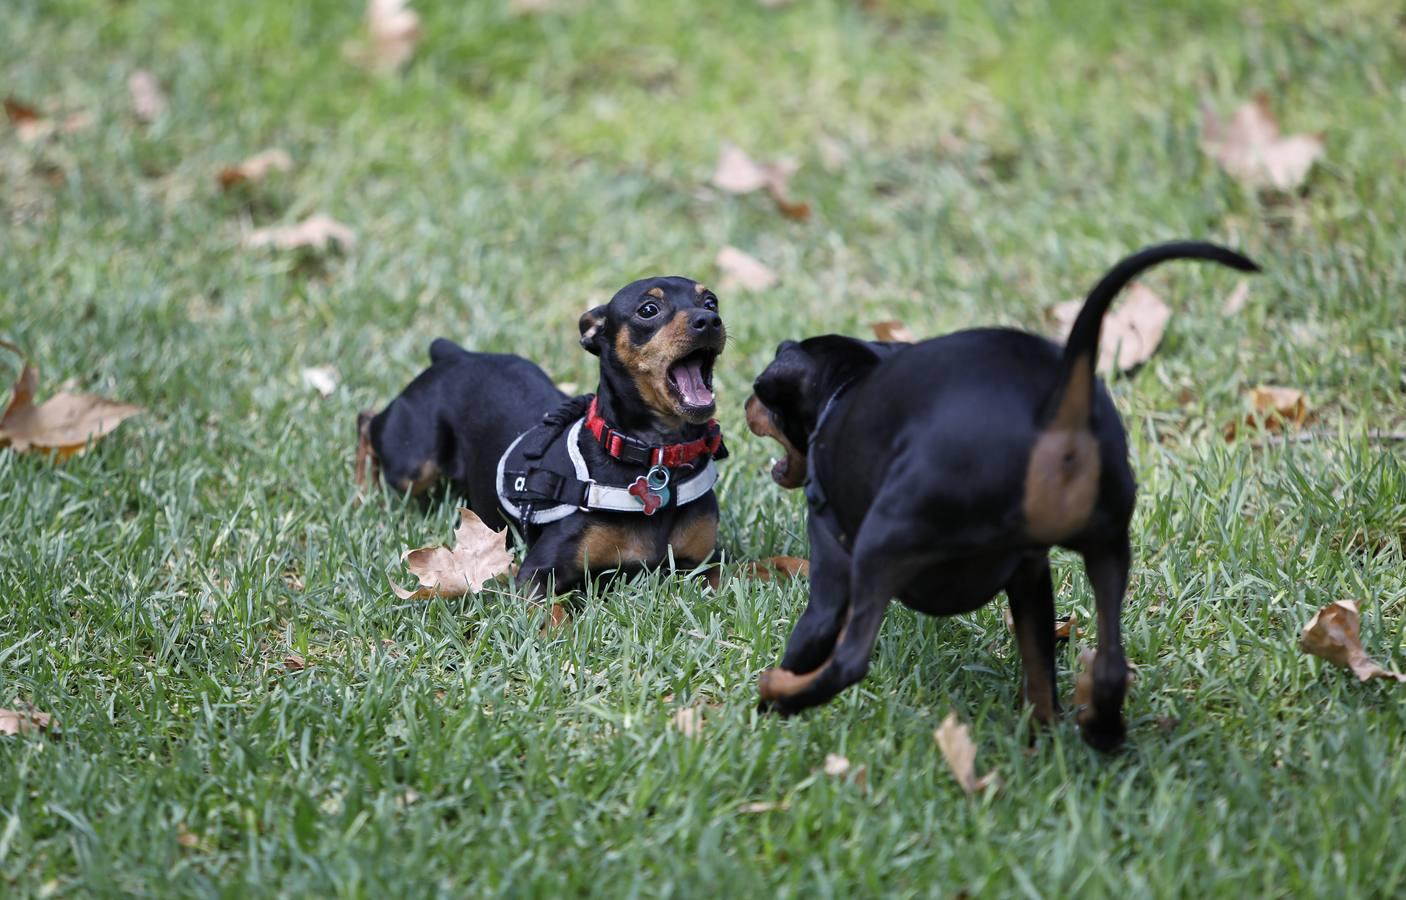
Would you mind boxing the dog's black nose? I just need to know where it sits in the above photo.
[690,311,722,332]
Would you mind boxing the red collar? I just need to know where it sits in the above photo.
[585,397,723,469]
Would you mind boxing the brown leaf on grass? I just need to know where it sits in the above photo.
[743,556,810,581]
[0,341,143,461]
[1052,282,1170,373]
[540,602,569,636]
[283,654,307,672]
[217,148,294,190]
[1300,600,1405,683]
[823,753,850,777]
[176,824,201,849]
[738,800,789,813]
[1073,647,1097,709]
[934,713,1000,794]
[710,142,810,221]
[127,70,166,123]
[389,507,514,599]
[1201,94,1324,191]
[669,706,704,738]
[1222,385,1310,441]
[365,0,422,72]
[5,97,91,143]
[871,320,916,343]
[301,365,339,397]
[1054,612,1080,641]
[0,704,55,737]
[716,245,777,292]
[245,214,356,252]
[1221,279,1251,316]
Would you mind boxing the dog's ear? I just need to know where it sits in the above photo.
[578,305,608,356]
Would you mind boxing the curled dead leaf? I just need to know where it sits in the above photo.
[127,70,166,123]
[0,704,55,737]
[1202,94,1324,192]
[365,0,422,72]
[1300,600,1405,683]
[245,214,356,253]
[934,712,1000,795]
[710,142,810,220]
[716,245,777,292]
[669,706,704,738]
[5,97,90,143]
[1052,282,1170,373]
[390,507,514,599]
[301,365,339,397]
[1223,385,1310,441]
[1222,279,1251,316]
[284,654,307,672]
[0,341,143,460]
[871,320,916,344]
[217,148,294,190]
[743,556,810,581]
[738,800,789,813]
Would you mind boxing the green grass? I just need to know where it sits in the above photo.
[4,0,1406,895]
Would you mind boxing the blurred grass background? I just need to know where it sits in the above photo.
[3,0,1405,895]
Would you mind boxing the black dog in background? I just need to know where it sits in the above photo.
[745,241,1258,749]
[358,277,728,597]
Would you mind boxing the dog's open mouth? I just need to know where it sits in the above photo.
[666,348,718,411]
[745,394,807,489]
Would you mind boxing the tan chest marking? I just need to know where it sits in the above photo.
[576,522,658,570]
[669,510,718,563]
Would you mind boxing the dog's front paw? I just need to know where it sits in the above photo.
[756,668,801,717]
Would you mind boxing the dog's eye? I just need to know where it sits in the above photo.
[637,302,660,319]
[701,295,718,311]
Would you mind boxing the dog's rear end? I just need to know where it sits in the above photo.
[749,241,1259,750]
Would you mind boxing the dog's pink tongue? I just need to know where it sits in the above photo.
[670,360,714,407]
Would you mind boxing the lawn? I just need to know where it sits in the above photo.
[3,0,1406,895]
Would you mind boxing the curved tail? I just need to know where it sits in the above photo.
[1043,241,1260,429]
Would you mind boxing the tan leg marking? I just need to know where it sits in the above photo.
[576,522,657,570]
[669,510,718,563]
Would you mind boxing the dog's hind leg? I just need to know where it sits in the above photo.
[1006,553,1059,726]
[1076,534,1131,751]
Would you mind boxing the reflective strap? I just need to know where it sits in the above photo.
[584,460,718,512]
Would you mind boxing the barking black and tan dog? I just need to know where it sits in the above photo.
[357,276,729,597]
[744,241,1258,749]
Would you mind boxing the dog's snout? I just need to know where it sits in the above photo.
[690,311,722,333]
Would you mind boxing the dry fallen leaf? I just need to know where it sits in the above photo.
[743,556,810,581]
[871,320,916,343]
[1052,282,1170,373]
[127,70,166,123]
[284,654,307,672]
[934,712,1000,794]
[1201,94,1324,191]
[823,753,850,777]
[389,506,514,599]
[669,706,704,738]
[245,214,356,253]
[176,824,201,849]
[1223,385,1310,441]
[365,0,422,72]
[1221,279,1251,316]
[0,341,143,461]
[710,142,810,221]
[217,148,294,190]
[301,365,339,397]
[716,245,777,292]
[1002,608,1080,641]
[1300,600,1405,683]
[1074,647,1096,709]
[0,704,54,737]
[737,800,789,813]
[5,97,90,142]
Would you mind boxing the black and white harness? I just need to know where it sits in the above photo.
[497,395,727,529]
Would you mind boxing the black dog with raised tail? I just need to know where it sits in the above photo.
[745,241,1258,749]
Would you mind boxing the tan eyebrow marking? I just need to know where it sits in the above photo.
[694,283,708,294]
[646,287,665,299]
